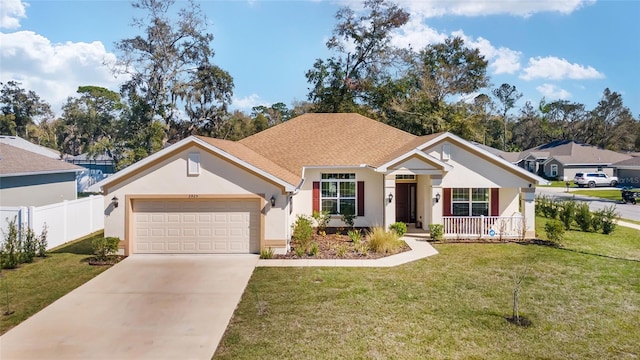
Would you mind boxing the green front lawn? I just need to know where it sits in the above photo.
[569,189,622,201]
[0,232,110,335]
[214,220,640,359]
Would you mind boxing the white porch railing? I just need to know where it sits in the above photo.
[442,215,524,239]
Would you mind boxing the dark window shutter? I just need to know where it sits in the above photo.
[312,181,320,212]
[357,181,365,216]
[491,188,499,216]
[443,188,452,216]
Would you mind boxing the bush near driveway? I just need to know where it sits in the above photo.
[0,232,111,335]
[214,220,640,360]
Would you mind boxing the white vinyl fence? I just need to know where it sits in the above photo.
[0,195,104,249]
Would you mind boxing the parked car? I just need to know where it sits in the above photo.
[574,172,618,188]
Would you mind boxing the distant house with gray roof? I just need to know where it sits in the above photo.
[0,143,83,206]
[613,156,640,188]
[515,140,632,180]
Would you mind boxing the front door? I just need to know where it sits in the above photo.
[395,183,416,223]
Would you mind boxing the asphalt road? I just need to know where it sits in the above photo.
[536,187,640,222]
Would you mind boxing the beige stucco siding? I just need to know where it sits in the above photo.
[0,173,77,206]
[427,141,532,188]
[103,145,288,248]
[293,168,384,228]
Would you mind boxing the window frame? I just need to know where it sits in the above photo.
[187,152,200,176]
[320,173,357,215]
[550,164,558,177]
[451,188,489,217]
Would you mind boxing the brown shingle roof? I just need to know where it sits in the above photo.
[195,136,302,186]
[239,113,418,176]
[0,143,83,176]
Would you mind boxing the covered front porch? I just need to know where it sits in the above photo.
[376,137,541,239]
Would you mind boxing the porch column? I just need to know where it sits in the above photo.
[383,174,395,229]
[520,187,536,238]
[430,175,443,226]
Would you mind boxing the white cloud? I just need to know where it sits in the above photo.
[452,31,521,75]
[0,31,125,115]
[520,56,604,80]
[0,0,27,29]
[390,18,448,49]
[397,0,594,18]
[536,83,571,99]
[232,94,268,110]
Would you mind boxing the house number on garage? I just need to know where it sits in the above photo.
[188,194,199,198]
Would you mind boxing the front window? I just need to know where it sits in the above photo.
[550,164,558,177]
[452,188,489,216]
[321,173,356,215]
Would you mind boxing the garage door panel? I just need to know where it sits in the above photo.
[133,199,259,254]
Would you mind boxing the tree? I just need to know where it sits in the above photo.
[251,103,294,128]
[305,0,409,112]
[582,88,638,151]
[385,37,489,136]
[492,83,522,150]
[58,86,123,156]
[114,0,233,142]
[0,81,53,137]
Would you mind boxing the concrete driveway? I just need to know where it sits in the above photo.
[0,254,258,360]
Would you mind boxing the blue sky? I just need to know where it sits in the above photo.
[1,0,638,117]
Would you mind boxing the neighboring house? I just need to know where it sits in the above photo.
[0,143,83,207]
[613,156,640,188]
[98,113,547,256]
[514,140,632,180]
[0,135,60,159]
[64,152,116,174]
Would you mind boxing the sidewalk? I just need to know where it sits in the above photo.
[256,237,438,267]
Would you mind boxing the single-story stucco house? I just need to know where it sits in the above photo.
[514,140,631,180]
[613,156,640,188]
[98,113,547,255]
[0,143,83,207]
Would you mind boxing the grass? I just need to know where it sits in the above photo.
[540,180,573,188]
[569,189,622,201]
[0,231,110,335]
[214,220,640,359]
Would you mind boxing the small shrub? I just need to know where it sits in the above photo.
[21,227,37,264]
[590,215,603,233]
[597,205,618,235]
[544,220,565,244]
[309,242,319,257]
[389,222,407,237]
[292,215,314,251]
[341,211,356,229]
[92,237,120,261]
[259,247,274,259]
[37,223,48,257]
[367,226,401,254]
[428,224,443,241]
[574,202,592,232]
[537,195,559,219]
[294,246,306,258]
[335,244,348,258]
[311,210,330,235]
[356,243,369,256]
[347,229,361,245]
[1,217,21,269]
[557,199,576,230]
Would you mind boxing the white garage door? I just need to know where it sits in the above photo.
[132,199,260,254]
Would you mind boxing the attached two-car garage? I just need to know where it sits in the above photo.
[132,198,261,254]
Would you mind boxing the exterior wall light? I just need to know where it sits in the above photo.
[111,196,119,208]
[270,195,276,207]
[388,193,394,203]
[435,193,441,203]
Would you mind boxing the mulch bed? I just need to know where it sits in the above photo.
[274,233,410,260]
[87,255,126,266]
